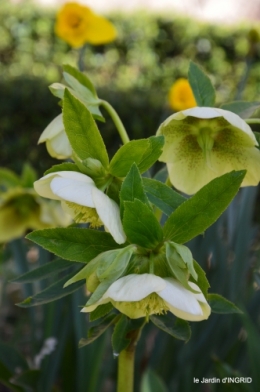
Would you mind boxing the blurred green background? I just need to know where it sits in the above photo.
[1,0,260,391]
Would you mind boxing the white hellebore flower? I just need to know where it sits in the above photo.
[81,273,211,321]
[34,171,126,244]
[157,107,260,194]
[38,114,72,159]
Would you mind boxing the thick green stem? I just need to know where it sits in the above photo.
[245,118,260,124]
[100,100,130,145]
[117,329,140,392]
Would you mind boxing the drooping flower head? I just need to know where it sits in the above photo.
[81,273,211,321]
[157,107,260,194]
[55,2,117,48]
[38,114,72,160]
[168,78,197,112]
[34,171,126,244]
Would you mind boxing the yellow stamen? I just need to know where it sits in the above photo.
[65,201,102,228]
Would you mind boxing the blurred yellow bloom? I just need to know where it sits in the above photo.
[55,2,117,48]
[168,78,197,111]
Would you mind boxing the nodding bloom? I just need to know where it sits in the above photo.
[55,2,117,48]
[81,273,211,321]
[168,78,196,112]
[34,171,126,244]
[38,114,72,160]
[157,107,260,194]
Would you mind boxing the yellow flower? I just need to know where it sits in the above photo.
[168,78,197,112]
[55,2,117,48]
[157,107,260,195]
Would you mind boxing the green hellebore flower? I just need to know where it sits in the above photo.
[38,114,72,159]
[81,273,211,322]
[0,188,69,243]
[157,107,260,194]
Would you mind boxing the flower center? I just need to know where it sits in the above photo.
[114,293,169,317]
[67,13,83,29]
[65,201,102,228]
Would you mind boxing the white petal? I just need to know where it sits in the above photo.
[46,132,72,159]
[103,274,166,302]
[158,278,210,321]
[92,187,126,244]
[34,171,95,201]
[38,114,64,143]
[50,177,95,207]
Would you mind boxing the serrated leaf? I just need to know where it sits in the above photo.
[109,136,164,177]
[143,178,186,215]
[208,294,242,314]
[220,101,260,119]
[12,259,76,283]
[63,89,108,166]
[151,313,191,342]
[141,369,168,392]
[44,162,81,175]
[123,200,163,249]
[26,228,121,263]
[89,303,114,321]
[188,61,216,107]
[79,314,118,347]
[163,171,246,244]
[120,164,150,216]
[16,269,84,307]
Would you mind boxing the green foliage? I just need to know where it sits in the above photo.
[220,101,260,118]
[79,314,118,347]
[141,369,168,392]
[112,316,145,354]
[44,162,81,175]
[163,171,246,243]
[188,61,216,106]
[27,228,121,263]
[150,314,191,342]
[63,89,109,167]
[123,200,163,248]
[109,136,164,177]
[208,294,242,314]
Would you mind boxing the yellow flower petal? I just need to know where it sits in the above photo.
[168,79,197,111]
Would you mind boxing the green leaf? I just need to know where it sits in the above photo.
[141,369,168,392]
[190,260,210,298]
[109,136,164,177]
[0,168,21,189]
[26,228,121,263]
[21,163,37,188]
[150,313,191,342]
[112,315,131,354]
[120,164,150,215]
[220,101,260,119]
[253,132,260,148]
[12,259,76,283]
[143,178,186,215]
[79,314,118,347]
[44,162,81,175]
[208,294,242,314]
[123,200,163,248]
[188,61,216,107]
[12,370,41,390]
[86,279,114,306]
[97,245,136,281]
[163,171,246,244]
[89,303,114,321]
[63,89,109,167]
[167,242,197,280]
[16,269,84,307]
[63,64,97,98]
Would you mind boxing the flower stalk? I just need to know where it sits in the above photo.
[100,100,130,145]
[117,328,140,392]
